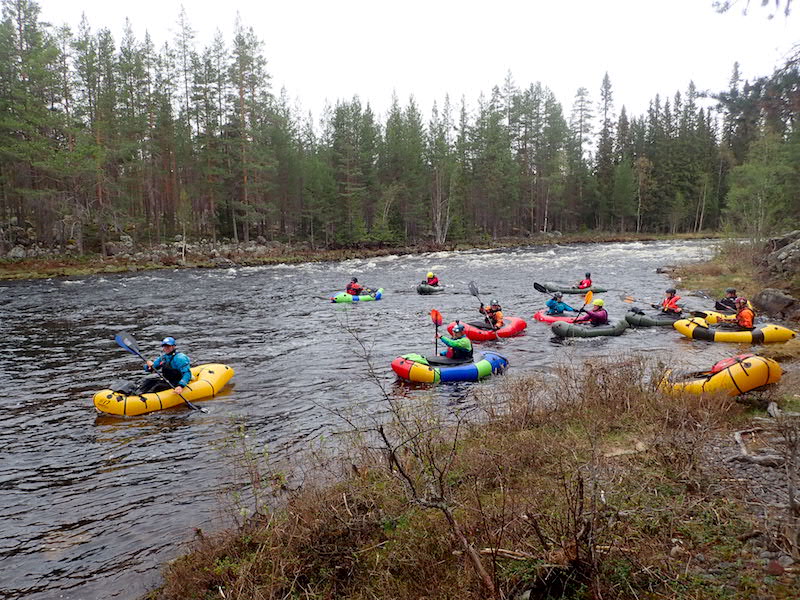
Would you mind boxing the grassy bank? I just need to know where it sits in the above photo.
[674,239,800,300]
[0,231,717,281]
[146,358,800,600]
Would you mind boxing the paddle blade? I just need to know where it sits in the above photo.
[430,309,443,326]
[583,290,593,306]
[622,296,635,303]
[469,281,482,298]
[115,331,141,355]
[533,282,547,294]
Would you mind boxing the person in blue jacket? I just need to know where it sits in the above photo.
[138,337,192,394]
[545,292,576,316]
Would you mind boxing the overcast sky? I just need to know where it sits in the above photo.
[37,0,798,123]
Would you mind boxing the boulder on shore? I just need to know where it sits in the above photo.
[753,288,800,321]
[765,231,800,276]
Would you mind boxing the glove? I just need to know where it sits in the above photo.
[651,303,659,309]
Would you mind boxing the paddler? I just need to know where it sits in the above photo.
[437,322,473,360]
[138,337,192,394]
[479,299,504,328]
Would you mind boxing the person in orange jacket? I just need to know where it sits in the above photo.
[479,299,504,329]
[577,272,592,289]
[720,297,755,330]
[652,288,682,314]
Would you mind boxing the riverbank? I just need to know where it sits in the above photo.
[0,231,717,281]
[146,357,800,600]
[673,238,799,300]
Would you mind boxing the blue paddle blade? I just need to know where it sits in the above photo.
[115,331,140,355]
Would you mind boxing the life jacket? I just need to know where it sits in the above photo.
[660,295,681,313]
[578,307,608,325]
[481,306,503,327]
[442,335,473,360]
[346,282,363,295]
[578,278,592,289]
[427,276,439,286]
[736,307,755,329]
[153,351,191,387]
[715,297,737,311]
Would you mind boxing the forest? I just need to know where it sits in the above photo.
[1,0,799,254]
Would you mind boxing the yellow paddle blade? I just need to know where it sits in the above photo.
[584,290,593,305]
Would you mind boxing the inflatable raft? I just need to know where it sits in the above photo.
[541,282,608,294]
[416,283,445,295]
[690,309,731,324]
[673,318,797,344]
[625,309,684,327]
[551,319,629,338]
[391,351,508,383]
[447,316,527,341]
[662,354,781,396]
[331,288,384,303]
[93,364,235,416]
[533,310,579,324]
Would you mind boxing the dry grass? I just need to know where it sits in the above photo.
[675,238,800,300]
[674,239,764,299]
[146,357,800,600]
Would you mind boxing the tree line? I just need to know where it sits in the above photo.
[1,0,798,254]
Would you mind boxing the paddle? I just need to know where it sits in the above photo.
[430,309,443,354]
[114,331,207,413]
[533,282,548,294]
[468,281,503,341]
[574,290,593,320]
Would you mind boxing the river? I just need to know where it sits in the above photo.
[1,239,743,599]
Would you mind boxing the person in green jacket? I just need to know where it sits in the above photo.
[437,322,473,360]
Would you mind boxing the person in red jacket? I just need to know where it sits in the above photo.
[652,288,682,314]
[577,272,592,289]
[720,297,755,330]
[424,271,440,286]
[345,277,364,296]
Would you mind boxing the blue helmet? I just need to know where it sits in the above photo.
[161,336,177,346]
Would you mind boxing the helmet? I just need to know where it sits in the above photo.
[452,322,465,334]
[592,299,604,306]
[553,292,563,299]
[585,272,591,278]
[735,297,748,305]
[665,288,676,295]
[351,277,358,283]
[427,272,434,278]
[490,299,500,306]
[725,287,736,295]
[161,336,177,346]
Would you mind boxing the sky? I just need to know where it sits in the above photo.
[36,0,799,123]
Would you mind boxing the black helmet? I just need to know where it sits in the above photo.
[553,292,563,299]
[351,277,358,283]
[725,287,736,295]
[585,272,591,278]
[665,287,676,294]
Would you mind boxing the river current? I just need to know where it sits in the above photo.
[1,239,746,599]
